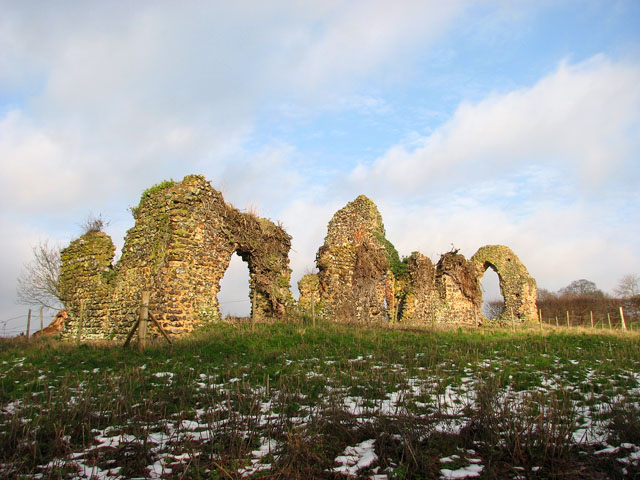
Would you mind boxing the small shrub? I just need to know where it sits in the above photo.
[140,179,176,201]
[81,213,108,234]
[606,399,640,446]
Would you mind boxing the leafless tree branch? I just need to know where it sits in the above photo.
[16,240,62,310]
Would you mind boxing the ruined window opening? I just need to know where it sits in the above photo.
[217,252,251,319]
[481,266,505,319]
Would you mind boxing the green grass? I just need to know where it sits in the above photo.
[1,321,639,479]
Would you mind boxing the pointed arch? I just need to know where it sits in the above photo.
[471,245,537,322]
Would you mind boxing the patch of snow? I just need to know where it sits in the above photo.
[330,439,378,477]
[237,438,278,478]
[440,463,484,479]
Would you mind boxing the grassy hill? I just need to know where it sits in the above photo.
[1,321,639,479]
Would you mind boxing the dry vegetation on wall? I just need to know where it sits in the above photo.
[314,195,390,323]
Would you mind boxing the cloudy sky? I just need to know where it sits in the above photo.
[1,1,639,332]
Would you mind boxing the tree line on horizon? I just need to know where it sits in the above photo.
[533,277,639,326]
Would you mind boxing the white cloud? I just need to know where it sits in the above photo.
[211,144,304,216]
[350,56,640,197]
[378,197,640,295]
[278,200,333,294]
[0,1,469,216]
[341,56,640,294]
[288,0,468,92]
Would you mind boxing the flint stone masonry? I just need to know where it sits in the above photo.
[396,252,437,323]
[433,252,483,324]
[471,245,538,322]
[297,273,320,312]
[304,196,538,324]
[59,175,293,341]
[58,231,115,338]
[312,195,391,322]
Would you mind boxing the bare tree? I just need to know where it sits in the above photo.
[559,279,604,298]
[615,274,640,298]
[537,288,556,302]
[16,240,62,310]
[483,300,505,319]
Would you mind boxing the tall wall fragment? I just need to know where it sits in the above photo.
[312,195,391,322]
[59,175,293,341]
[433,252,483,324]
[396,252,437,323]
[58,231,116,339]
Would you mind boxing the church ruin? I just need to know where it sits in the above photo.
[58,175,538,341]
[299,195,538,325]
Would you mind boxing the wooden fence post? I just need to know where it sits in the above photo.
[619,306,627,331]
[566,311,570,328]
[26,309,31,340]
[39,307,44,333]
[555,316,558,327]
[251,289,256,329]
[138,291,150,350]
[77,301,84,343]
[607,313,612,330]
[590,311,594,329]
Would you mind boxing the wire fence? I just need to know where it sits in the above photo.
[1,310,56,338]
[4,299,634,338]
[1,300,253,338]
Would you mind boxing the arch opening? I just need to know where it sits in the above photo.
[481,264,505,320]
[218,252,251,319]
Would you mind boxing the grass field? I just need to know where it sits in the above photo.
[1,321,639,479]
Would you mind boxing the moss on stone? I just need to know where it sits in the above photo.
[373,229,407,277]
[140,179,176,201]
[314,195,390,322]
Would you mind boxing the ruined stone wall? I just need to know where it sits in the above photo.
[432,252,483,324]
[471,245,538,323]
[59,175,293,341]
[59,231,115,340]
[59,179,538,335]
[308,196,537,326]
[297,273,321,313]
[396,253,437,324]
[312,195,390,322]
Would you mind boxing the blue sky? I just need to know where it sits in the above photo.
[1,0,639,331]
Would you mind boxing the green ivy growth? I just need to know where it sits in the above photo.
[373,230,408,277]
[140,179,176,202]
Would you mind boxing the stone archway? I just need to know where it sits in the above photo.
[470,245,537,323]
[59,175,294,341]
